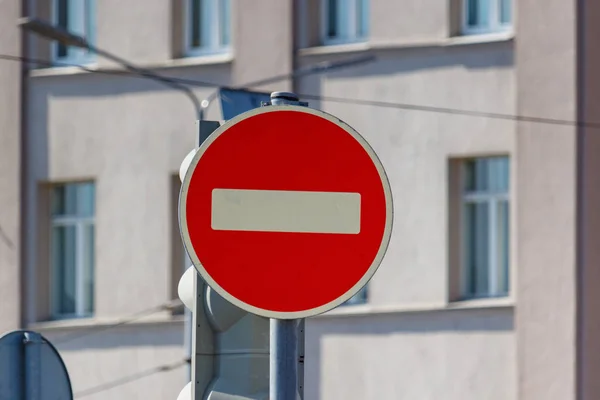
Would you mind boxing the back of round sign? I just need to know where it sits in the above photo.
[0,330,73,400]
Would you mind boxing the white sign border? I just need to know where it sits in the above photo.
[179,105,394,319]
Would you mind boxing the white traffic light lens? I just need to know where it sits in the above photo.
[177,266,195,311]
[176,381,191,400]
[179,148,198,183]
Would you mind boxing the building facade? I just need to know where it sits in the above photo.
[1,0,599,399]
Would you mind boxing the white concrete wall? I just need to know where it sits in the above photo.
[0,0,21,334]
[23,1,292,399]
[297,42,515,308]
[515,0,579,397]
[21,0,522,398]
[306,309,514,400]
[296,34,516,400]
[40,320,185,400]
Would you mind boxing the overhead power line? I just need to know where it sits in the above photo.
[0,53,220,85]
[2,52,597,130]
[297,93,600,129]
[52,299,183,345]
[3,53,375,349]
[74,358,188,398]
[1,49,594,349]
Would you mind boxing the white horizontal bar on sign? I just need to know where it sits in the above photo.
[211,189,361,234]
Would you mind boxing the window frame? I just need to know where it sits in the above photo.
[183,0,231,58]
[460,157,510,300]
[50,0,96,64]
[50,182,95,319]
[461,0,513,36]
[342,285,368,306]
[320,0,369,46]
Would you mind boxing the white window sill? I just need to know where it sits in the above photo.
[28,314,185,332]
[298,42,370,57]
[29,63,99,77]
[446,31,515,46]
[159,52,233,69]
[446,296,514,309]
[29,53,234,78]
[314,297,513,319]
[298,32,514,57]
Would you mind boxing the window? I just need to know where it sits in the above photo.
[52,0,96,63]
[462,0,512,35]
[50,182,95,318]
[461,157,510,299]
[321,0,369,45]
[184,0,231,56]
[342,286,368,306]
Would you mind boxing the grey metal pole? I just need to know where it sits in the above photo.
[270,319,298,400]
[183,294,192,380]
[268,91,307,400]
[184,118,204,382]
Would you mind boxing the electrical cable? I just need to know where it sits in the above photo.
[296,93,600,129]
[5,53,376,348]
[73,358,188,398]
[2,46,587,398]
[52,299,183,345]
[0,53,219,85]
[2,52,597,129]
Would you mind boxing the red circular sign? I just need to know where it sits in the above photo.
[180,106,393,319]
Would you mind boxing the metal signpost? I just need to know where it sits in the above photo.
[179,91,393,400]
[0,330,73,400]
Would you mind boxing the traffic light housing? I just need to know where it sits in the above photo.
[177,267,269,399]
[176,120,270,400]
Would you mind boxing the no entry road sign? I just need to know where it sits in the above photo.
[179,105,393,319]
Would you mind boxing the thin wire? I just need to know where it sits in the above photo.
[52,299,183,345]
[5,52,597,130]
[74,358,188,398]
[2,51,593,347]
[297,93,600,129]
[0,53,220,86]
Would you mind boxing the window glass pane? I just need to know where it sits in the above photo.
[466,157,509,193]
[498,157,509,192]
[467,0,479,27]
[52,225,77,315]
[68,0,85,35]
[465,159,489,192]
[337,0,350,39]
[344,285,367,305]
[462,157,510,298]
[464,160,476,191]
[486,157,509,193]
[496,200,510,294]
[52,184,78,216]
[488,157,500,192]
[475,159,489,191]
[200,0,212,48]
[220,0,231,46]
[357,0,369,37]
[78,182,95,217]
[478,0,490,27]
[190,0,202,48]
[327,0,338,38]
[496,157,509,193]
[467,0,491,28]
[57,0,68,29]
[85,0,96,48]
[499,0,512,24]
[465,202,489,296]
[83,224,95,314]
[56,0,69,58]
[51,186,65,216]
